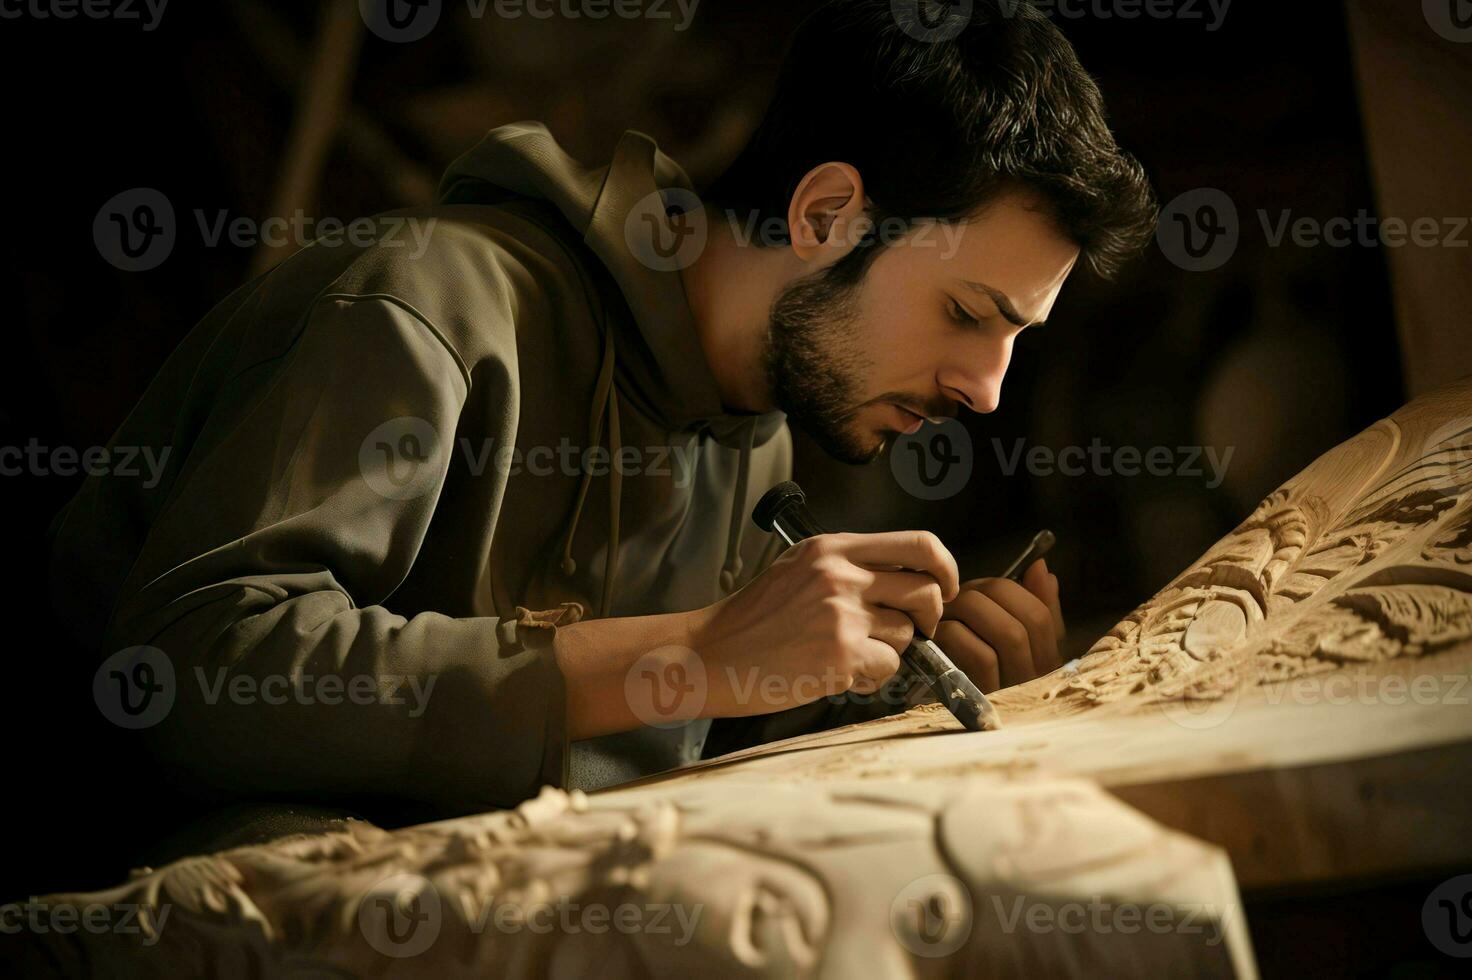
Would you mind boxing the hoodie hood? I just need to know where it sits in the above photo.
[437,121,784,450]
[438,122,789,621]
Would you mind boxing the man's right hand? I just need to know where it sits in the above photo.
[690,531,961,718]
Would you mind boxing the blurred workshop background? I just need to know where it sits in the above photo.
[9,0,1468,648]
[2,0,1469,937]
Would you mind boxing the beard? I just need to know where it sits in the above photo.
[763,261,886,465]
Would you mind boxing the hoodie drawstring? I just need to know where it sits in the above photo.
[560,332,759,611]
[719,420,755,594]
[560,328,623,618]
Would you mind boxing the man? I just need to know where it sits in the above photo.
[50,0,1155,825]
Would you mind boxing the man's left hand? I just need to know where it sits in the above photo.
[933,558,1065,693]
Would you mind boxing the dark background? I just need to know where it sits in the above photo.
[1,0,1404,646]
[1,1,1453,973]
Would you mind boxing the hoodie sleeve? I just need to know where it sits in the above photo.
[100,293,568,814]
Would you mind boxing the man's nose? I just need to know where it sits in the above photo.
[938,337,1014,415]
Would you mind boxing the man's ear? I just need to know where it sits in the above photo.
[786,162,868,262]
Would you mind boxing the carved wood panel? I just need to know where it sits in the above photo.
[13,379,1472,977]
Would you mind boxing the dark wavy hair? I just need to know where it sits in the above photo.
[704,0,1158,279]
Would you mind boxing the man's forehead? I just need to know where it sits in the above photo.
[876,196,1080,323]
[952,200,1079,262]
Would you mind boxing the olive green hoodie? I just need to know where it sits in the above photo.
[48,123,796,814]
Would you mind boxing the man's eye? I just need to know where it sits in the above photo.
[948,299,980,326]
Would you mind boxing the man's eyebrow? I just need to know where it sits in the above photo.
[959,280,1045,329]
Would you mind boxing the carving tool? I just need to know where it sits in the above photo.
[995,529,1079,674]
[752,481,1002,732]
[999,529,1056,582]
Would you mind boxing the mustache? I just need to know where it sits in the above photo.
[869,392,956,422]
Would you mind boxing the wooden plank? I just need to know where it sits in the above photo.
[18,377,1472,975]
[620,378,1472,893]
